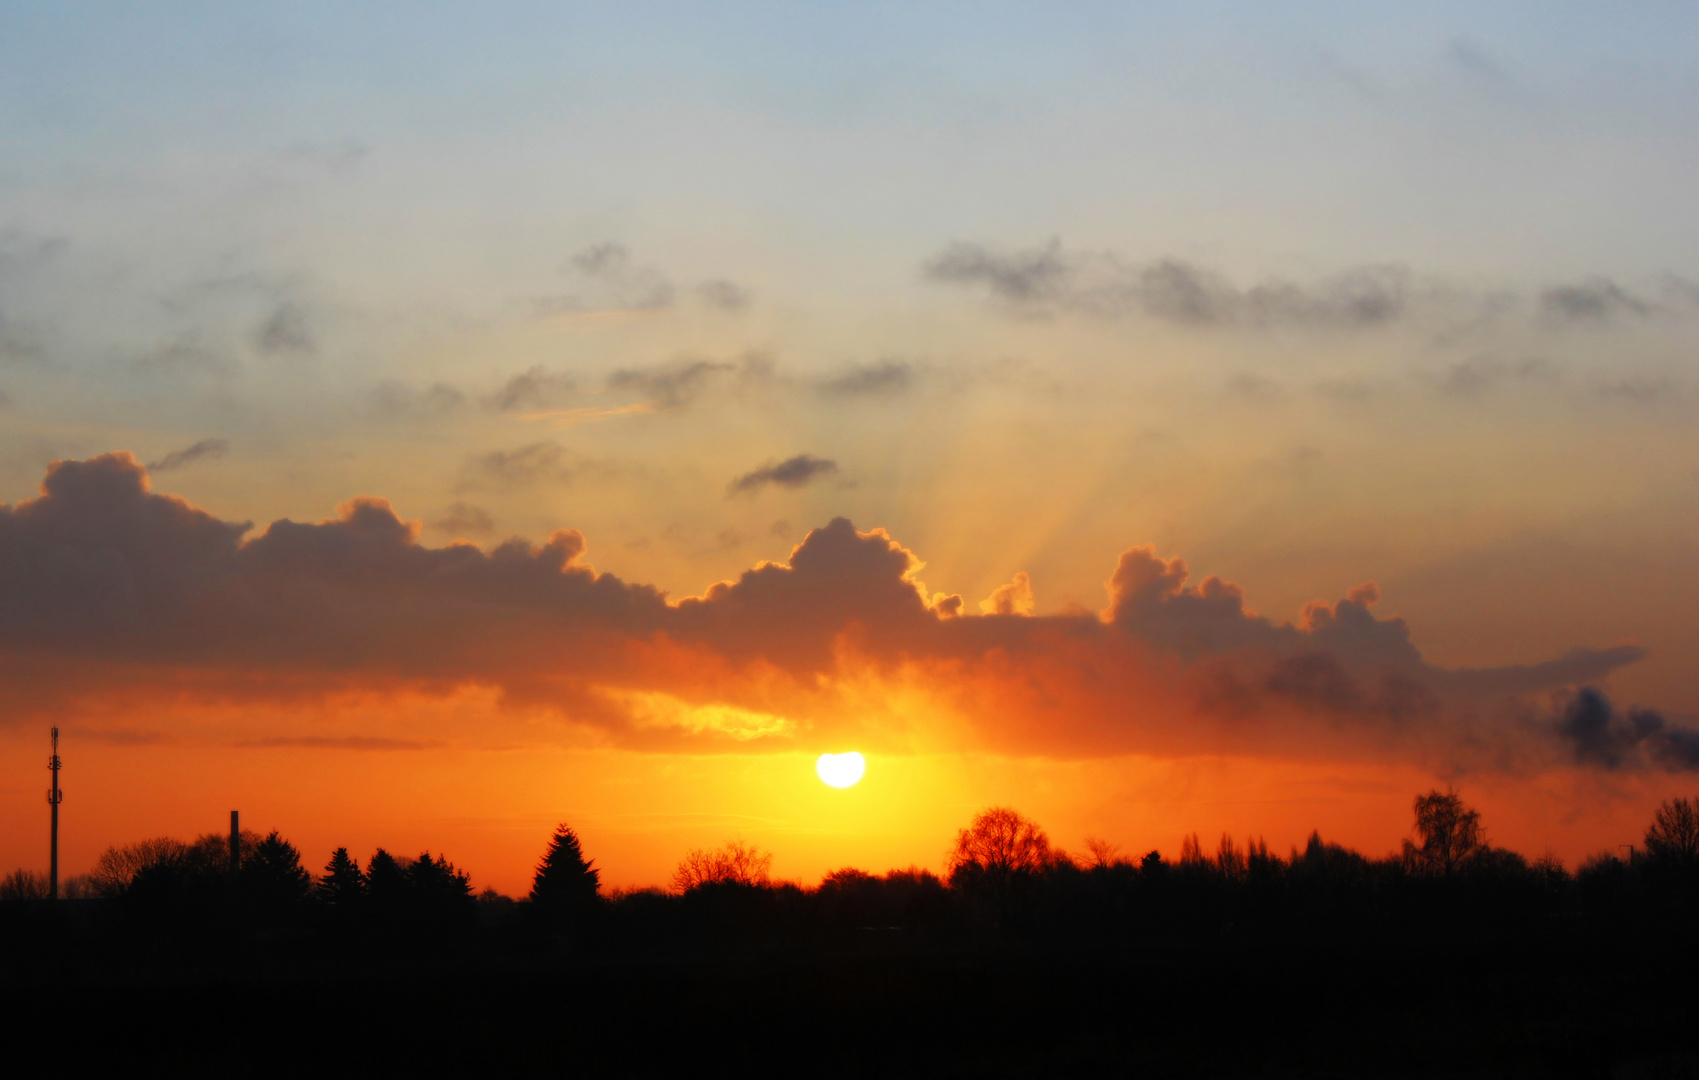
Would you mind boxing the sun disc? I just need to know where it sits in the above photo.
[815,751,865,788]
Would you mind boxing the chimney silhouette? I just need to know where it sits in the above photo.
[229,810,240,875]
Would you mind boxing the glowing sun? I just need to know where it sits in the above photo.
[815,751,866,788]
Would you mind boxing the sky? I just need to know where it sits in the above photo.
[1,3,1696,894]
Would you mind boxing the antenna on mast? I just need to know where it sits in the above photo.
[47,727,62,901]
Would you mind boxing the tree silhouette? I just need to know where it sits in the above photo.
[947,807,1052,925]
[366,848,407,907]
[242,831,312,920]
[316,847,367,907]
[1643,797,1699,870]
[530,824,601,928]
[1402,789,1485,877]
[672,840,772,892]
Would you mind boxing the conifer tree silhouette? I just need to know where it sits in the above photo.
[530,824,601,928]
[316,847,367,907]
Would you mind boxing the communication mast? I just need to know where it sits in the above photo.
[47,727,63,901]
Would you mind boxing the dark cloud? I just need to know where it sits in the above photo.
[487,367,577,412]
[819,361,914,399]
[925,240,1409,328]
[430,502,495,536]
[255,302,314,354]
[729,455,840,495]
[1540,279,1650,321]
[607,359,737,409]
[696,280,751,311]
[0,453,1668,766]
[146,438,229,474]
[1554,688,1699,772]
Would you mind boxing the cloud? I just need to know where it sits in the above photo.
[146,438,230,473]
[696,280,751,311]
[729,454,840,495]
[538,242,676,314]
[133,337,233,377]
[430,502,495,535]
[254,302,314,354]
[980,572,1035,616]
[925,240,1410,328]
[1436,356,1561,397]
[1540,279,1651,322]
[371,380,469,417]
[819,361,914,399]
[460,442,606,489]
[1552,688,1699,772]
[607,359,738,409]
[487,367,577,412]
[0,453,1671,769]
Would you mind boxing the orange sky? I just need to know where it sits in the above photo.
[4,8,1698,895]
[0,454,1690,894]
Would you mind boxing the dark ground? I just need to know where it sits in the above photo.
[6,935,1697,1077]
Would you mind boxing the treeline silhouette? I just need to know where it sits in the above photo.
[4,791,1698,1075]
[3,790,1695,957]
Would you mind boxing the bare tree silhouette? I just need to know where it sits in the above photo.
[672,840,772,892]
[1644,797,1699,870]
[1402,790,1485,878]
[947,807,1053,924]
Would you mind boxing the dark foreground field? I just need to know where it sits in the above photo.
[5,933,1697,1077]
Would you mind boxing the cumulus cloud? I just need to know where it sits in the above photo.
[146,438,229,473]
[728,454,839,494]
[980,572,1035,616]
[0,453,1673,769]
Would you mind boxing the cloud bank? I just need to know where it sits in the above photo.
[0,453,1677,772]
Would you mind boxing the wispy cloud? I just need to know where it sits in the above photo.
[146,437,230,473]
